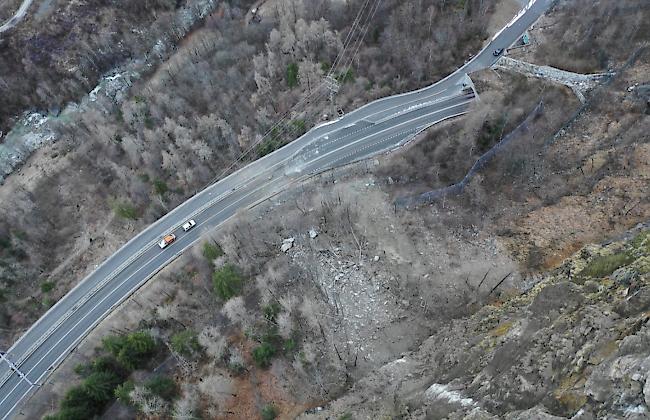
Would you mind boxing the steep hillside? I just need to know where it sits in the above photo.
[29,60,648,416]
[0,0,208,133]
[0,0,501,348]
[1,0,649,419]
[302,226,650,419]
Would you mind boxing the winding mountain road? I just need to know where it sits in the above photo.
[0,0,552,417]
[0,0,33,33]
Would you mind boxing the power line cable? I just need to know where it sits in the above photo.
[211,85,330,183]
[339,0,383,79]
[328,0,373,78]
[209,0,385,185]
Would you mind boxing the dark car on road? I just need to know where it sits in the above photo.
[493,48,504,56]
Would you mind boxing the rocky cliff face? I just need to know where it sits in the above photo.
[300,224,650,419]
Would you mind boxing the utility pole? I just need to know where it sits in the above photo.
[0,352,37,387]
[324,75,340,116]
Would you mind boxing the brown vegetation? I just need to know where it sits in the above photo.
[0,0,194,133]
[30,160,525,419]
[531,0,648,73]
[380,50,649,270]
[0,0,500,347]
[24,58,650,420]
[4,0,650,418]
[0,0,23,23]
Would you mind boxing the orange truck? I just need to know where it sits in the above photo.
[158,234,176,249]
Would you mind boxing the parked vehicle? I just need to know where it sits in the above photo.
[158,234,176,249]
[182,219,196,232]
[493,48,504,56]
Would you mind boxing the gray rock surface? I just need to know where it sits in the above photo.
[281,237,295,252]
[298,229,650,419]
[493,56,613,103]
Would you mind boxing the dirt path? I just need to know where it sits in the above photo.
[0,0,34,33]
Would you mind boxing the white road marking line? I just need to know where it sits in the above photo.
[0,100,471,398]
[1,156,292,387]
[1,87,469,382]
[304,97,470,162]
[0,181,276,414]
[302,99,474,171]
[0,0,32,33]
[2,98,471,403]
[0,99,474,417]
[0,0,555,414]
[327,110,470,167]
[303,89,468,151]
[0,354,32,387]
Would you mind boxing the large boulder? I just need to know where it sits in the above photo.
[281,237,295,252]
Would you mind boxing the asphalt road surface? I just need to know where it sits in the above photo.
[0,0,552,417]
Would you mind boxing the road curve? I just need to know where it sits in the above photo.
[0,0,33,33]
[0,0,552,417]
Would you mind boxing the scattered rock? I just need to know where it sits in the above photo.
[281,237,295,252]
[296,227,650,420]
[373,255,380,262]
[309,229,318,239]
[504,406,566,420]
[583,280,600,293]
[425,383,475,407]
[462,408,498,419]
[611,267,638,286]
[614,286,650,317]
